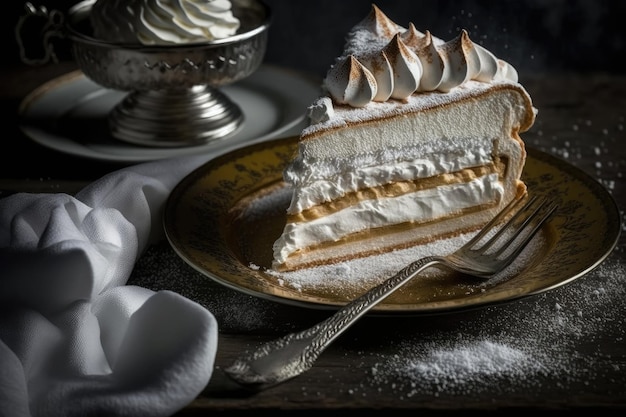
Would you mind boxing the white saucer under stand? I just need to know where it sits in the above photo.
[18,65,319,162]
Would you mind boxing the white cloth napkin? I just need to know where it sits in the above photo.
[0,153,218,417]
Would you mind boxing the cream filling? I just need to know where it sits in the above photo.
[273,173,503,264]
[287,145,494,213]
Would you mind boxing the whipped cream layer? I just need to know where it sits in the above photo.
[273,173,504,265]
[90,0,240,45]
[322,4,518,108]
[286,142,494,213]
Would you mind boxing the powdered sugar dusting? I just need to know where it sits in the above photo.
[392,340,542,385]
[366,259,626,397]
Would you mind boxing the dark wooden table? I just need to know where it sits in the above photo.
[1,62,625,415]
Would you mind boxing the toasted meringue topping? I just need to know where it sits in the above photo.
[383,34,422,99]
[437,30,479,92]
[495,60,519,82]
[400,23,426,48]
[413,31,444,92]
[353,4,402,41]
[325,56,377,107]
[357,51,394,102]
[473,43,500,82]
[321,4,520,111]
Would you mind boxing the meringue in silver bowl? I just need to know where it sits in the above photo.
[19,0,271,147]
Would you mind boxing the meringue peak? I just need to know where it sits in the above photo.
[383,34,422,99]
[358,4,402,40]
[400,23,427,49]
[324,55,377,107]
[321,5,521,110]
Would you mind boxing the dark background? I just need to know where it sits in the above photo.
[4,0,626,78]
[2,0,624,185]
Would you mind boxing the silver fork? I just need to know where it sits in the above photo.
[224,195,557,391]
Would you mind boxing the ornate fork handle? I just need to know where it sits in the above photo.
[225,256,441,390]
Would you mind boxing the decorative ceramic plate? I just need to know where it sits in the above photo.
[18,65,319,162]
[164,136,621,314]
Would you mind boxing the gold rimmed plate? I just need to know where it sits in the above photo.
[163,136,621,314]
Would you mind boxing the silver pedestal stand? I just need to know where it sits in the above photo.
[108,86,243,147]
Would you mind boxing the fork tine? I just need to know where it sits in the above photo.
[494,199,558,265]
[481,195,542,254]
[461,194,529,250]
[491,197,551,257]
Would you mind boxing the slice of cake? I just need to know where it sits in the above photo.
[272,4,536,272]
